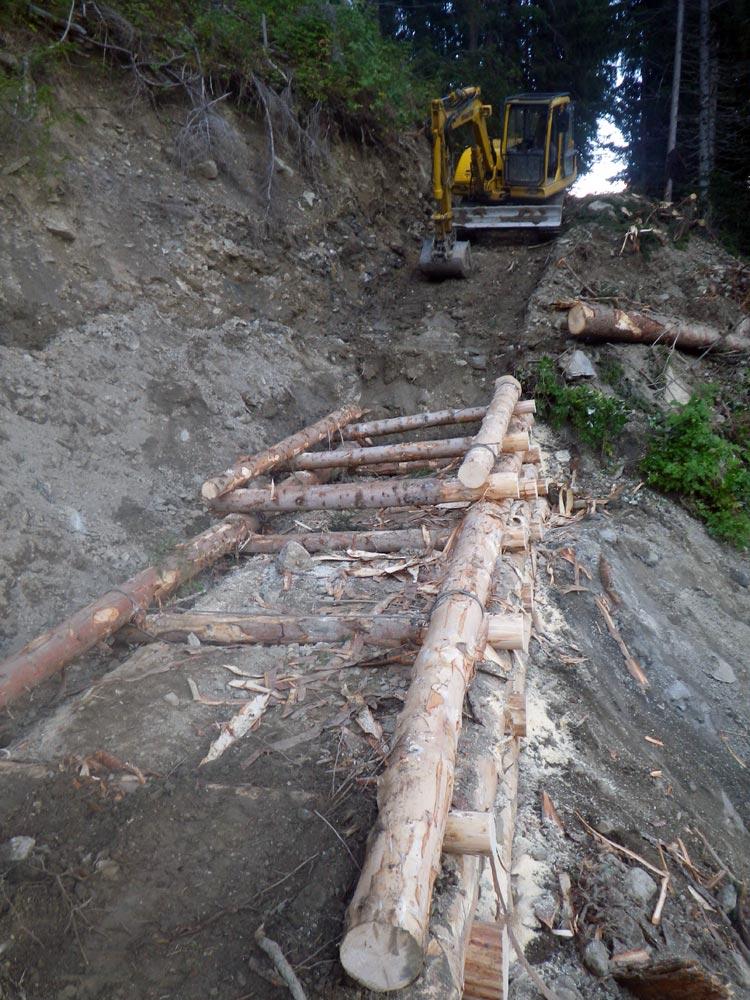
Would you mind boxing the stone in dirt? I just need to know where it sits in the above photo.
[561,349,596,379]
[277,540,314,574]
[625,866,658,904]
[44,215,76,241]
[706,657,737,684]
[582,938,610,977]
[195,159,219,180]
[0,836,36,862]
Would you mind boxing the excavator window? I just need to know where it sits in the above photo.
[505,104,548,185]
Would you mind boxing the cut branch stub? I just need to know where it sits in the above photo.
[339,500,510,992]
[459,376,523,489]
[201,402,364,500]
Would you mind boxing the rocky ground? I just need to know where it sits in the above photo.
[1,59,749,1000]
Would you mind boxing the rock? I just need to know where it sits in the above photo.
[44,215,76,241]
[554,449,571,463]
[629,539,660,566]
[2,155,30,176]
[666,679,692,707]
[302,190,316,208]
[706,657,737,684]
[663,365,691,405]
[195,159,219,180]
[718,882,738,914]
[582,938,610,977]
[561,349,596,379]
[163,691,180,707]
[551,977,583,1000]
[468,354,487,370]
[0,836,36,862]
[96,858,121,880]
[625,866,658,904]
[273,155,295,176]
[587,199,617,218]
[728,566,750,589]
[600,527,618,544]
[277,540,313,574]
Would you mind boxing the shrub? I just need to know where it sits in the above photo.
[642,391,750,548]
[532,356,628,456]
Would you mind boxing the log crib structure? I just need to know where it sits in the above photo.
[0,375,550,998]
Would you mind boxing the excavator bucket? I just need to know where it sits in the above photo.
[453,199,564,230]
[419,238,472,279]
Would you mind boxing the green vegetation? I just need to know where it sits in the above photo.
[530,356,629,457]
[642,390,750,548]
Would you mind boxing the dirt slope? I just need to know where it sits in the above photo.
[1,63,750,1000]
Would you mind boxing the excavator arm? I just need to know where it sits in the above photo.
[421,88,499,279]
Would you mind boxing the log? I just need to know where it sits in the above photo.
[463,921,504,1000]
[209,471,547,514]
[121,610,529,652]
[278,431,531,473]
[567,301,750,354]
[236,526,528,555]
[443,811,496,856]
[342,401,536,441]
[0,515,258,709]
[201,403,365,500]
[339,500,511,992]
[612,958,731,999]
[459,377,523,489]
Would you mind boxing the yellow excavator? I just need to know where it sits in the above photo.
[420,88,578,278]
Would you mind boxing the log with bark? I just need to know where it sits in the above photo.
[120,610,530,652]
[209,470,547,514]
[567,301,750,354]
[459,376,523,489]
[0,514,258,709]
[278,430,530,474]
[201,403,364,500]
[339,500,511,991]
[342,401,535,441]
[612,957,731,999]
[237,525,528,555]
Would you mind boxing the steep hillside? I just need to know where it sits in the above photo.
[1,57,750,1000]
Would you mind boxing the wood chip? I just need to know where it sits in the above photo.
[200,694,271,765]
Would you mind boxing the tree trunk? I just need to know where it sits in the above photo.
[463,922,504,1000]
[342,401,535,441]
[236,525,528,555]
[280,430,530,473]
[201,403,364,500]
[459,376,522,489]
[0,514,258,709]
[567,301,750,353]
[664,0,685,202]
[209,471,546,514]
[122,610,529,652]
[698,0,711,201]
[339,500,511,992]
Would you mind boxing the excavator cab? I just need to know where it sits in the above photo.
[420,90,577,278]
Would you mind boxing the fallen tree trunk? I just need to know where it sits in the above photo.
[279,430,530,473]
[210,471,547,514]
[567,301,750,354]
[121,610,529,652]
[201,403,364,500]
[343,401,535,441]
[339,500,510,992]
[459,376,523,489]
[0,514,258,709]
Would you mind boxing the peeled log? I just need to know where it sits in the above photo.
[279,430,530,473]
[0,515,258,709]
[463,922,504,1000]
[201,403,364,500]
[121,610,529,652]
[343,401,535,441]
[236,525,528,555]
[339,500,510,992]
[459,377,522,489]
[443,811,496,856]
[209,471,546,514]
[567,301,750,354]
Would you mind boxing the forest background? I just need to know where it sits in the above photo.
[1,0,749,253]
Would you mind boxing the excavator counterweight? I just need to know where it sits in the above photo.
[420,89,577,279]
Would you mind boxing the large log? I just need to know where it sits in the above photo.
[121,610,529,652]
[201,403,365,500]
[209,471,547,514]
[459,377,523,489]
[342,401,535,441]
[567,301,750,354]
[339,500,510,992]
[0,514,258,709]
[237,526,528,554]
[278,430,530,473]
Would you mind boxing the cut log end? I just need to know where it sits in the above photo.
[340,922,422,992]
[567,302,589,336]
[201,481,221,500]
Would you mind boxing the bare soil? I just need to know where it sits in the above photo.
[1,63,749,1000]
